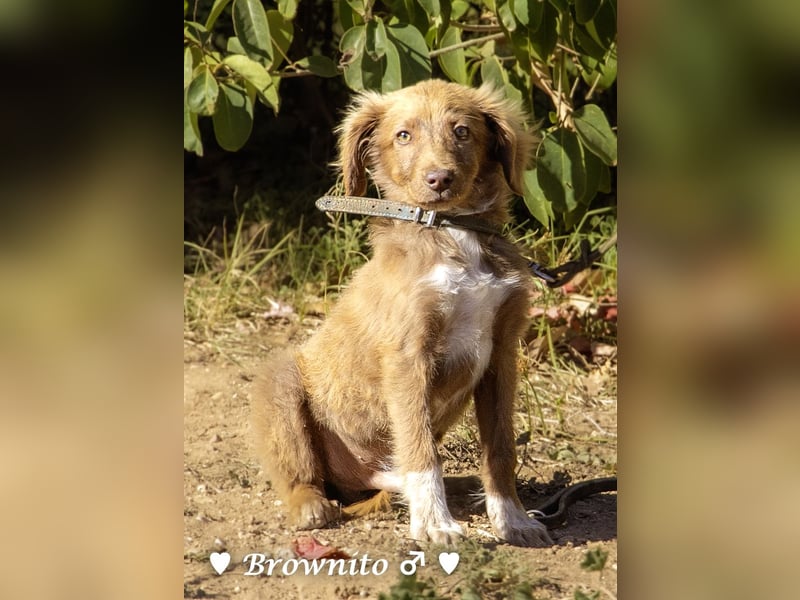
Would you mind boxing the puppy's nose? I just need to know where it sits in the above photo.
[424,169,454,192]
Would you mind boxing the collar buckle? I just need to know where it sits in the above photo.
[412,207,438,227]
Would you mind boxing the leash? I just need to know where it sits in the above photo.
[528,232,617,288]
[315,195,616,288]
[529,476,617,528]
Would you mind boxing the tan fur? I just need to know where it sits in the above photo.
[251,79,552,546]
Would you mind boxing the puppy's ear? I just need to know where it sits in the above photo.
[473,84,536,196]
[336,91,385,196]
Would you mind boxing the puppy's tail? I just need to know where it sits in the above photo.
[342,490,392,518]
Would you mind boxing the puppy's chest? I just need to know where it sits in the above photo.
[426,231,519,371]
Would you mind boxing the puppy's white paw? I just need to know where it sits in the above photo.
[410,514,464,546]
[487,494,553,547]
[406,469,463,545]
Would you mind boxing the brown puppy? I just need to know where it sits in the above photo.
[251,79,552,546]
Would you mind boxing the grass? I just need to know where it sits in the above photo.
[184,207,369,342]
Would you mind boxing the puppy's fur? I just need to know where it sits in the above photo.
[251,79,552,546]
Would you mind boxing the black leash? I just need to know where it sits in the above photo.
[528,233,617,288]
[529,476,617,528]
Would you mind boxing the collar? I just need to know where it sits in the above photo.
[315,195,503,236]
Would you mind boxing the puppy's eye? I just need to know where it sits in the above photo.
[396,130,412,143]
[454,125,469,140]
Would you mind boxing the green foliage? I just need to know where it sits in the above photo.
[377,573,442,599]
[580,546,609,571]
[184,0,617,230]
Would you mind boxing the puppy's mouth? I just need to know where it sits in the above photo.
[418,188,457,208]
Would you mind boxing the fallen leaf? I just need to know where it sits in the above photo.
[291,535,351,560]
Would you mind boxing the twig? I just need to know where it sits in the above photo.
[583,414,616,438]
[429,32,505,57]
[530,60,572,125]
[451,21,503,33]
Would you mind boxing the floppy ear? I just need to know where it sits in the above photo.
[336,91,386,196]
[472,84,536,196]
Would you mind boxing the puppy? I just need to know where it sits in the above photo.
[251,79,552,546]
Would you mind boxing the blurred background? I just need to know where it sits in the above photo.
[1,0,799,598]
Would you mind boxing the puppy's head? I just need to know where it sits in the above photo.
[336,79,536,217]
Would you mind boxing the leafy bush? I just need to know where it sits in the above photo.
[184,0,617,229]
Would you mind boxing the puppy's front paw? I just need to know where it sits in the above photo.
[487,494,553,547]
[406,469,463,545]
[288,485,340,529]
[410,515,464,546]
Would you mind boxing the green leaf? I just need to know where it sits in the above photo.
[340,25,366,63]
[183,94,204,156]
[382,39,403,92]
[417,0,441,19]
[573,103,617,165]
[257,76,281,113]
[452,0,470,20]
[296,55,339,77]
[390,0,430,34]
[223,54,272,92]
[205,0,233,30]
[537,128,585,214]
[184,46,194,88]
[512,0,543,30]
[340,25,374,90]
[340,29,364,90]
[579,145,602,205]
[233,0,273,67]
[339,0,360,30]
[267,10,293,67]
[365,16,388,60]
[529,1,557,61]
[584,0,615,51]
[573,22,606,60]
[385,24,432,87]
[186,65,219,116]
[480,55,506,89]
[507,26,531,67]
[227,36,246,55]
[497,1,517,32]
[574,0,602,24]
[346,0,366,16]
[438,26,468,85]
[184,21,211,47]
[278,0,297,19]
[212,83,254,151]
[522,169,553,228]
[580,49,617,90]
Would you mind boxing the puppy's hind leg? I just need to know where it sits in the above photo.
[250,352,339,529]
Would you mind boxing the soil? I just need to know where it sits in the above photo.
[184,318,617,599]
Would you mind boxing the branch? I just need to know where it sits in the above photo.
[450,21,503,33]
[530,60,573,126]
[429,32,505,58]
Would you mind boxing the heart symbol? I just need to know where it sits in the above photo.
[210,551,231,575]
[438,551,460,575]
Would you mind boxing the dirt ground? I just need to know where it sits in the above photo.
[184,317,617,599]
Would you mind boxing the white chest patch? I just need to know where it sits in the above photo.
[426,229,519,384]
